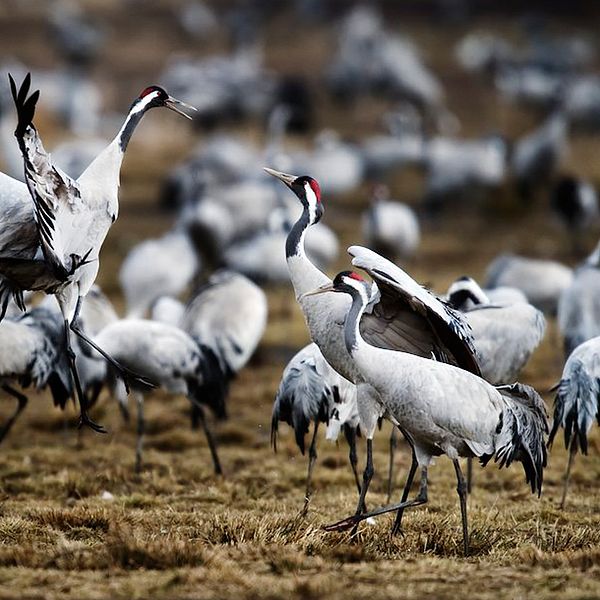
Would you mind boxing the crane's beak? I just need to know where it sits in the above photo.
[165,96,198,120]
[300,282,336,299]
[263,167,298,187]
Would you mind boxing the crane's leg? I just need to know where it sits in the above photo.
[391,431,418,536]
[329,438,374,535]
[560,436,578,510]
[70,296,156,392]
[302,421,320,515]
[190,399,223,475]
[453,459,469,556]
[64,318,106,434]
[343,424,363,497]
[86,381,104,410]
[386,426,399,503]
[135,393,145,474]
[0,384,28,443]
[324,466,428,533]
[466,457,473,494]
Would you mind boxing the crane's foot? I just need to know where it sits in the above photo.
[323,514,362,532]
[119,367,157,394]
[390,521,406,537]
[78,414,107,434]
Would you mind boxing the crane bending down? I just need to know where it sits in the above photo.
[0,74,196,432]
[548,336,600,508]
[306,271,548,555]
[265,167,480,532]
[271,342,360,512]
[0,307,71,442]
[94,319,227,474]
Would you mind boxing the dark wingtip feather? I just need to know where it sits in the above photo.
[10,72,39,138]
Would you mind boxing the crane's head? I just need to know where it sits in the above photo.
[301,271,371,303]
[446,276,489,310]
[263,167,323,224]
[132,85,197,120]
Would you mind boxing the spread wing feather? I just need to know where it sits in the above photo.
[350,245,481,375]
[9,73,83,281]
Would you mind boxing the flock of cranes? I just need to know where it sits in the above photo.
[1,3,600,560]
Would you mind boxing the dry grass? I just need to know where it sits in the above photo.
[1,2,600,599]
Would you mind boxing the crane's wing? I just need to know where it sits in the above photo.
[349,245,481,376]
[9,73,84,281]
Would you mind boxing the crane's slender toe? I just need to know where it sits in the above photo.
[78,415,107,434]
[323,515,361,532]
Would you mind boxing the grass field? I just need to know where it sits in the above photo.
[1,3,600,599]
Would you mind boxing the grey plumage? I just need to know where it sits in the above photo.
[488,383,549,495]
[447,276,546,384]
[0,307,72,442]
[549,336,600,454]
[548,335,600,507]
[315,272,548,552]
[485,253,573,315]
[558,246,600,358]
[271,343,356,454]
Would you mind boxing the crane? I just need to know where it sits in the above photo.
[557,243,600,358]
[306,271,548,554]
[548,335,600,508]
[447,276,546,385]
[0,307,71,442]
[94,319,227,474]
[271,342,360,512]
[0,73,196,433]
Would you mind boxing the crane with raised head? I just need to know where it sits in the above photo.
[0,73,196,433]
[306,271,548,555]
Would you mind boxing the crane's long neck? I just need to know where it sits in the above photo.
[77,100,151,188]
[286,206,330,296]
[344,289,368,357]
[117,102,151,152]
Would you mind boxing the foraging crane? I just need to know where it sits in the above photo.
[0,307,71,442]
[180,270,267,378]
[511,112,568,200]
[361,185,420,262]
[548,335,600,508]
[446,278,527,311]
[423,135,507,213]
[148,271,267,429]
[265,167,481,526]
[0,74,196,432]
[447,276,546,384]
[485,253,573,315]
[119,229,200,318]
[272,343,360,512]
[557,243,600,358]
[94,319,226,474]
[306,271,548,554]
[447,275,546,491]
[551,176,599,254]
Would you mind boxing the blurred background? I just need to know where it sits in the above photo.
[1,0,600,451]
[2,0,600,298]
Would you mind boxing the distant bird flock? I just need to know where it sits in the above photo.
[1,2,600,558]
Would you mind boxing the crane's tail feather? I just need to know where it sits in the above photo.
[8,72,40,139]
[483,383,549,496]
[548,361,600,455]
[0,279,25,322]
[47,372,72,411]
[189,341,230,422]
